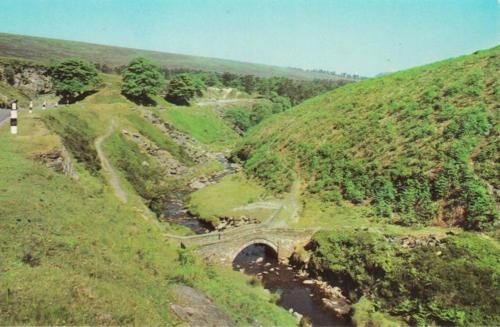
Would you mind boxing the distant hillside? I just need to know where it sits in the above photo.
[238,46,499,230]
[0,33,352,81]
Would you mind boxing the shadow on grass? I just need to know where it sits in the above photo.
[122,92,158,106]
[58,90,99,105]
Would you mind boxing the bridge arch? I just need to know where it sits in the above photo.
[230,238,278,263]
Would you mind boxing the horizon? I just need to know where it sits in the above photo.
[1,0,500,77]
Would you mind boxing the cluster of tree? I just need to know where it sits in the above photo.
[306,68,362,80]
[224,93,291,133]
[50,56,352,107]
[116,62,350,106]
[119,58,205,105]
[191,71,349,105]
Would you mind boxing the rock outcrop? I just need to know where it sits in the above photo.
[121,128,187,176]
[170,285,235,327]
[0,61,52,96]
[143,110,210,164]
[31,146,78,180]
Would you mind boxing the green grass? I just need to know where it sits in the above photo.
[0,32,347,80]
[0,80,30,107]
[296,196,460,237]
[154,106,240,150]
[0,106,297,326]
[188,173,272,224]
[240,45,500,230]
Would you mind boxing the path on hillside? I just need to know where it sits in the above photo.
[95,121,128,203]
[196,98,257,107]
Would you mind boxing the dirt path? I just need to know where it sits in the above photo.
[95,121,128,203]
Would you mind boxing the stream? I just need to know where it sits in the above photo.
[233,244,351,327]
[162,154,351,326]
[161,153,234,234]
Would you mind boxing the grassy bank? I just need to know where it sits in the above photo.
[154,105,240,150]
[188,173,274,225]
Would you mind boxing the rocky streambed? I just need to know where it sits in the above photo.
[160,151,248,234]
[233,244,353,327]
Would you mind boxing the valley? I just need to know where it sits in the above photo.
[0,36,498,327]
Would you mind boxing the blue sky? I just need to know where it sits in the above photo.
[1,0,499,76]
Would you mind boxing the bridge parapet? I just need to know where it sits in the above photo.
[170,226,318,266]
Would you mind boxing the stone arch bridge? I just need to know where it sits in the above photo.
[167,225,317,266]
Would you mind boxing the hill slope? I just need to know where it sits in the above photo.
[0,32,348,80]
[0,75,297,325]
[238,46,499,230]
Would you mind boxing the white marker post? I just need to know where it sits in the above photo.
[29,100,33,114]
[42,101,46,110]
[10,101,18,135]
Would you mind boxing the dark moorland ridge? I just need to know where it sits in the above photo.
[238,45,499,231]
[0,32,355,80]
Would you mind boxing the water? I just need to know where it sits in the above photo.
[162,190,212,234]
[162,152,238,234]
[233,244,352,327]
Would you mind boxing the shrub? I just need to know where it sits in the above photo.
[444,105,491,139]
[309,231,500,326]
[459,177,496,230]
[464,69,485,97]
[244,146,293,193]
[250,102,273,125]
[224,108,252,132]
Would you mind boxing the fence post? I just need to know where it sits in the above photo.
[10,101,18,135]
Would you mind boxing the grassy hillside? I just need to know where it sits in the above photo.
[0,32,346,80]
[154,105,240,150]
[237,46,500,230]
[0,76,297,325]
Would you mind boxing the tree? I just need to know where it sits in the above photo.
[199,72,222,87]
[121,57,165,104]
[242,75,256,94]
[50,58,102,103]
[165,73,199,105]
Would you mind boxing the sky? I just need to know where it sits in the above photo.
[1,0,499,76]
